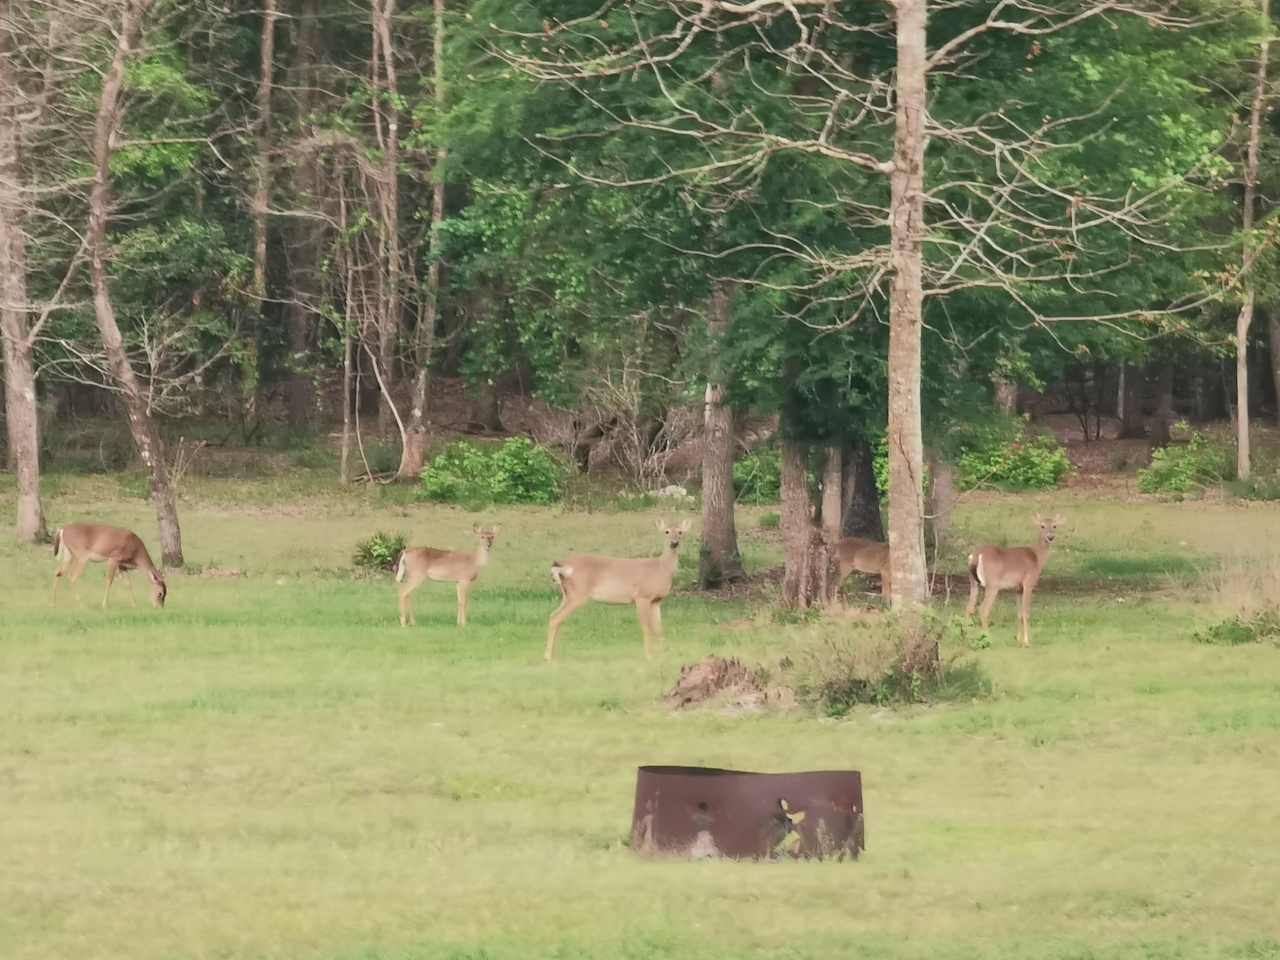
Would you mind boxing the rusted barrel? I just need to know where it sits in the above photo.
[630,765,864,860]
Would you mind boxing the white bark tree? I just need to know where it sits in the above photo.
[1235,0,1272,480]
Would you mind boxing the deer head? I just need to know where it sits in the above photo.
[655,518,692,551]
[1032,513,1065,545]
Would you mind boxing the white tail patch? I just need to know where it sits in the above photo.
[550,563,573,583]
[394,553,406,583]
[975,554,987,588]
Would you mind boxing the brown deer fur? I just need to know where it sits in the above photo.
[53,523,167,608]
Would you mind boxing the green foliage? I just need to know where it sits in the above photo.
[420,438,565,505]
[352,532,407,573]
[1137,431,1229,494]
[1194,610,1280,646]
[733,447,782,504]
[794,614,992,714]
[945,417,1071,491]
[758,511,781,530]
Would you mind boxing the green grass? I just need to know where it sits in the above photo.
[2,476,1280,959]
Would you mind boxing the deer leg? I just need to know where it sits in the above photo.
[52,555,71,604]
[102,561,119,610]
[978,586,1000,631]
[635,599,655,659]
[965,571,980,619]
[545,596,587,661]
[456,582,469,627]
[398,577,421,627]
[124,572,138,607]
[1019,582,1033,648]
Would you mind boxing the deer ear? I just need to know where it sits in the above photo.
[1053,513,1065,525]
[149,569,163,585]
[654,518,666,533]
[1032,512,1044,525]
[679,519,692,533]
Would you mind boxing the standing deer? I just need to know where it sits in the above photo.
[545,518,691,660]
[52,523,168,609]
[965,514,1063,647]
[395,525,499,627]
[832,537,891,599]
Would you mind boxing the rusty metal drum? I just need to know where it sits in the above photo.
[630,765,865,860]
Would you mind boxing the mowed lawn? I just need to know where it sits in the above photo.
[3,478,1280,960]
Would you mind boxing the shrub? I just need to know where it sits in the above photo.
[793,613,991,714]
[420,438,564,505]
[489,437,565,504]
[1137,430,1228,494]
[952,419,1070,491]
[1194,611,1280,646]
[353,531,406,573]
[734,447,782,504]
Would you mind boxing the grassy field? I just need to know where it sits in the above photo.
[3,473,1280,959]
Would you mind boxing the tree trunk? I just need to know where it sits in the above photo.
[780,430,810,609]
[841,436,884,541]
[886,0,929,609]
[373,0,402,438]
[248,0,276,417]
[924,447,954,557]
[88,0,182,567]
[1149,361,1176,446]
[468,380,503,432]
[0,0,47,543]
[339,188,354,484]
[396,0,445,481]
[820,446,843,545]
[1236,0,1269,480]
[698,282,745,588]
[993,377,1017,416]
[1271,314,1280,427]
[1118,363,1145,438]
[285,0,321,427]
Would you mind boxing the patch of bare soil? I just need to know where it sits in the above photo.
[663,655,795,713]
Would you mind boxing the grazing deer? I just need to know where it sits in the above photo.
[965,514,1063,647]
[52,523,167,609]
[832,537,891,599]
[545,518,691,661]
[395,525,499,627]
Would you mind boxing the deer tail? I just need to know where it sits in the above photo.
[394,551,407,583]
[968,552,985,588]
[53,527,63,559]
[550,562,573,595]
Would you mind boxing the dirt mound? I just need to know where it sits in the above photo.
[664,655,795,712]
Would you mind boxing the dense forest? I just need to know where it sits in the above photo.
[1,0,1277,607]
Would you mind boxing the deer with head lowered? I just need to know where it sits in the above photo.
[832,537,891,600]
[545,518,691,660]
[395,525,499,627]
[52,523,168,609]
[965,514,1063,647]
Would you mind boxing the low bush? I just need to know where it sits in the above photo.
[793,613,991,714]
[420,438,565,505]
[353,531,407,573]
[952,419,1070,491]
[1194,611,1280,646]
[734,447,782,504]
[1137,430,1228,494]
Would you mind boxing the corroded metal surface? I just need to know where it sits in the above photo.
[630,765,864,860]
